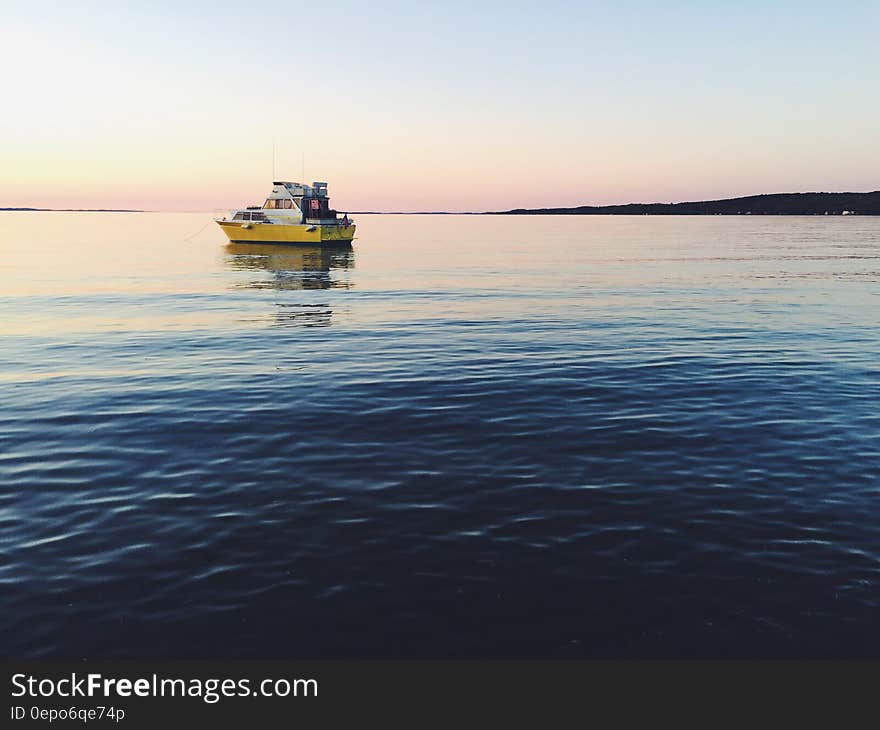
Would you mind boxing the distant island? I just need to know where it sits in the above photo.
[493,191,880,216]
[0,207,143,212]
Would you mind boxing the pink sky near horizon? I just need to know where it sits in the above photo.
[5,144,877,213]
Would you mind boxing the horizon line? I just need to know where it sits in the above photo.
[3,189,879,216]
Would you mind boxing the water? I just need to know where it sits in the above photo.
[1,212,878,658]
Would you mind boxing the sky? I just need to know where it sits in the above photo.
[1,0,879,212]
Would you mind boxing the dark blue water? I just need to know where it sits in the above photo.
[1,213,878,658]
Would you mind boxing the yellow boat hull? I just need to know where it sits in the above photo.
[216,221,356,244]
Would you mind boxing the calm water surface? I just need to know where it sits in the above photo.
[1,212,878,658]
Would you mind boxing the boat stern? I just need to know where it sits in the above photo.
[321,222,356,243]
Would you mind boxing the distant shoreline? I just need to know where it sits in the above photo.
[491,191,880,216]
[6,190,880,216]
[0,207,144,212]
[360,191,880,215]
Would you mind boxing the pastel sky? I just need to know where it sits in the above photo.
[2,0,878,211]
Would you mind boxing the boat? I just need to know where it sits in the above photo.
[216,181,355,245]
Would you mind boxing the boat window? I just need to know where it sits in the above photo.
[252,212,264,220]
[232,212,244,220]
[264,199,275,209]
[281,199,293,209]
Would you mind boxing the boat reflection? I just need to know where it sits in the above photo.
[225,243,354,328]
[225,243,354,291]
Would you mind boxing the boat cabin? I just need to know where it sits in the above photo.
[261,181,336,221]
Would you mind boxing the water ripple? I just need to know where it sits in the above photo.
[1,215,879,658]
